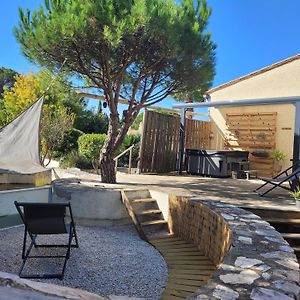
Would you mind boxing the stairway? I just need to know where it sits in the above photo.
[246,208,300,260]
[121,189,169,239]
[149,235,216,299]
[121,189,216,299]
[121,190,216,300]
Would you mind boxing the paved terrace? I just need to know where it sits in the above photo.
[56,168,298,211]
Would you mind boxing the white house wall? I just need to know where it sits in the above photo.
[209,58,300,170]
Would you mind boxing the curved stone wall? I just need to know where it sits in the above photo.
[168,195,232,266]
[168,195,300,299]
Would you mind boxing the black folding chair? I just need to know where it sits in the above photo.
[254,162,300,196]
[14,201,79,280]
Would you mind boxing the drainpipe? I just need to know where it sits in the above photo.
[293,102,300,169]
[178,108,186,175]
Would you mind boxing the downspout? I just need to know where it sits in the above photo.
[293,102,300,169]
[177,108,186,175]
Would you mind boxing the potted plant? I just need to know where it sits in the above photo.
[270,149,286,175]
[290,187,300,208]
[252,149,270,158]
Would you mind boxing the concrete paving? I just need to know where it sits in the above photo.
[55,168,299,212]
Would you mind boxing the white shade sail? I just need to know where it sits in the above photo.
[0,97,46,174]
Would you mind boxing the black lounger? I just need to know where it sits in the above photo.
[14,201,79,280]
[254,162,300,197]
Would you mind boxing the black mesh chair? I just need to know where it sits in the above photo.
[14,201,79,280]
[254,162,300,196]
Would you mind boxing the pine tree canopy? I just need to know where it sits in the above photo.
[15,0,216,105]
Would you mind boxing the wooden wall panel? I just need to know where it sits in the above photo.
[225,112,277,177]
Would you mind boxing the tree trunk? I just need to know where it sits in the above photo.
[99,150,116,183]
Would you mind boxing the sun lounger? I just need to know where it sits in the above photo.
[14,201,78,279]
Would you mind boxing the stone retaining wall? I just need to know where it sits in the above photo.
[168,195,231,266]
[170,196,300,299]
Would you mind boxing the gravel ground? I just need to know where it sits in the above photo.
[0,224,168,299]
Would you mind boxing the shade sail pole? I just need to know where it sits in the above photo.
[177,108,186,175]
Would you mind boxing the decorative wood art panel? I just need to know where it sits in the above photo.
[225,112,277,177]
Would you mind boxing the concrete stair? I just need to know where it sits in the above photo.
[121,189,169,239]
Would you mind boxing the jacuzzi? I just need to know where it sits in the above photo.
[186,149,249,178]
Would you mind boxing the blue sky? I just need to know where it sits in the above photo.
[1,0,300,114]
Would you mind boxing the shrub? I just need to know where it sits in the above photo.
[54,128,84,156]
[60,150,92,169]
[116,134,141,167]
[60,150,80,168]
[270,149,286,162]
[78,133,107,172]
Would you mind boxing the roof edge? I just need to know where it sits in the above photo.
[207,53,300,94]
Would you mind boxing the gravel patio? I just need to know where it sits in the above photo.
[0,224,167,300]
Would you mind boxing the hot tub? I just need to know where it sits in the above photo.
[186,149,249,177]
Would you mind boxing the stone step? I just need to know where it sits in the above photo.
[136,209,163,222]
[281,233,300,239]
[141,219,168,226]
[246,208,300,220]
[266,218,300,224]
[123,189,151,201]
[137,209,162,216]
[293,246,300,253]
[131,198,157,204]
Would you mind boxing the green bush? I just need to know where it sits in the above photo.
[116,134,141,167]
[54,128,84,156]
[131,113,143,130]
[60,150,92,169]
[60,150,80,168]
[78,133,107,171]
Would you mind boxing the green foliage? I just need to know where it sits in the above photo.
[131,113,143,130]
[0,70,109,162]
[39,70,84,113]
[59,150,80,168]
[0,72,43,125]
[74,110,108,134]
[0,70,82,126]
[54,128,84,156]
[116,134,141,167]
[15,0,216,104]
[0,67,18,96]
[40,104,75,165]
[60,150,92,169]
[270,149,286,162]
[15,0,216,182]
[117,134,140,154]
[78,133,107,171]
[152,109,178,117]
[290,187,300,199]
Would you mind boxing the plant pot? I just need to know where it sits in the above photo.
[251,150,270,158]
[273,162,283,175]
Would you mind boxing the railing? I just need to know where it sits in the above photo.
[114,144,135,174]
